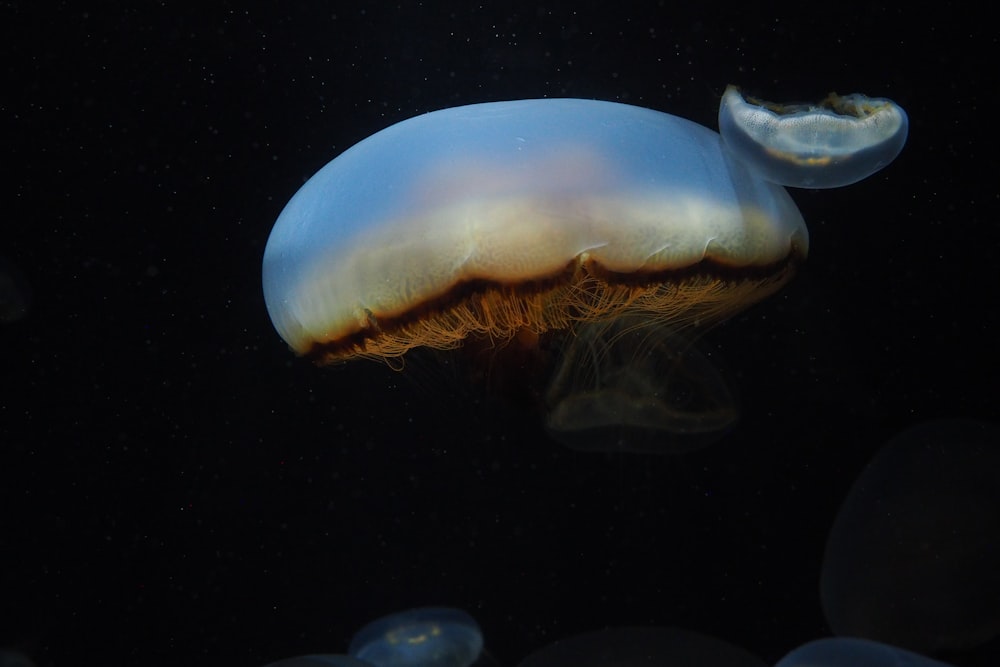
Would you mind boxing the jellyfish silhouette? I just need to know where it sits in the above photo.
[774,637,955,667]
[820,419,1000,654]
[0,256,30,323]
[262,88,906,449]
[543,315,739,453]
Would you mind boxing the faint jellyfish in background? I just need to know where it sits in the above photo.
[820,419,1000,653]
[261,88,906,451]
[0,649,36,667]
[774,637,955,667]
[516,627,767,667]
[0,256,30,323]
[543,315,739,453]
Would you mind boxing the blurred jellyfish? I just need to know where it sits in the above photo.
[543,316,739,452]
[773,637,954,667]
[348,607,483,667]
[516,627,766,667]
[0,649,35,667]
[820,419,1000,653]
[262,89,906,448]
[0,256,30,323]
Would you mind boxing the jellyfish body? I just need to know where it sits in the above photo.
[263,97,811,364]
[0,256,31,323]
[718,86,908,189]
[263,90,905,446]
[820,420,1000,653]
[544,315,739,453]
[347,607,483,667]
[773,638,954,667]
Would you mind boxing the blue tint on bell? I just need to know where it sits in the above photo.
[774,637,954,667]
[348,607,483,667]
[719,86,907,188]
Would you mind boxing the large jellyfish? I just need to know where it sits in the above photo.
[262,87,906,447]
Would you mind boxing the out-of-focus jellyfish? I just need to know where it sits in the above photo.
[0,256,31,323]
[347,607,483,667]
[262,89,906,448]
[543,315,739,452]
[820,419,1000,653]
[773,637,955,667]
[516,627,766,667]
[0,649,35,667]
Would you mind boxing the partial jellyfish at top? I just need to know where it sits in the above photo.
[262,88,907,451]
[820,419,1000,655]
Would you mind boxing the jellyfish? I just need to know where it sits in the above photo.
[0,256,31,323]
[0,649,35,667]
[543,315,740,453]
[260,608,484,667]
[820,419,1000,654]
[718,86,908,189]
[347,607,484,667]
[773,638,955,667]
[262,88,907,447]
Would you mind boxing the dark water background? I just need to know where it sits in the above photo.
[1,3,997,666]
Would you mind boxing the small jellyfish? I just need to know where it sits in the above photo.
[773,638,955,667]
[820,420,1000,653]
[348,607,483,667]
[262,88,906,445]
[718,86,908,188]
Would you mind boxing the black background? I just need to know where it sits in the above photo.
[2,2,997,666]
